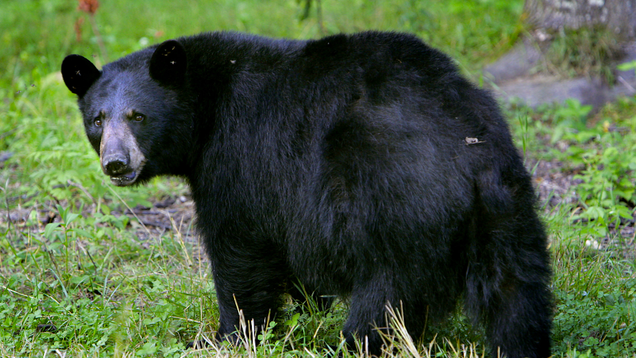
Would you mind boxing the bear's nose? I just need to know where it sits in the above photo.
[103,155,130,176]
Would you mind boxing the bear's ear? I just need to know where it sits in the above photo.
[149,40,187,86]
[61,55,101,97]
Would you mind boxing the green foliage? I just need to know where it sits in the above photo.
[550,209,636,358]
[1,201,210,357]
[506,97,636,357]
[573,144,636,230]
[0,0,524,90]
[509,98,636,236]
[617,60,636,76]
[546,99,593,145]
[554,283,636,357]
[2,0,636,356]
[550,99,636,234]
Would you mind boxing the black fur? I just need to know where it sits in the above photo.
[62,31,552,357]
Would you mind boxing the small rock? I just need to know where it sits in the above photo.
[0,151,13,163]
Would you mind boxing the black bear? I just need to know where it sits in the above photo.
[62,31,552,357]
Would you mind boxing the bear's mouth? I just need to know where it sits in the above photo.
[110,171,138,186]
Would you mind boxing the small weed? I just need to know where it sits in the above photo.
[617,60,636,77]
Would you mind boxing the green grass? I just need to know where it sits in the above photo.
[505,98,636,357]
[2,0,636,357]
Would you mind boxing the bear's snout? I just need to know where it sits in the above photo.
[98,118,145,186]
[103,153,130,176]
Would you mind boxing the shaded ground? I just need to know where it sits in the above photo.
[533,159,579,209]
[3,188,198,248]
[3,149,634,260]
[3,162,574,240]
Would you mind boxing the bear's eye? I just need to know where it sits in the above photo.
[94,117,102,127]
[133,113,146,122]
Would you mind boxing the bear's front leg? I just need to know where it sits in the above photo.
[210,245,291,344]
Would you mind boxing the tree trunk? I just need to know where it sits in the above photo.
[524,0,636,40]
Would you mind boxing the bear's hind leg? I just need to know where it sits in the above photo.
[465,219,552,358]
[482,280,551,358]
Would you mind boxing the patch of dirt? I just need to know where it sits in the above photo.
[532,159,581,209]
[2,193,198,245]
[529,159,636,259]
[3,159,634,259]
[124,195,197,243]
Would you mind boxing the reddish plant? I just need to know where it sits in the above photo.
[78,0,99,15]
[75,0,107,61]
[74,17,85,42]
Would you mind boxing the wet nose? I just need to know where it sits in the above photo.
[103,155,130,175]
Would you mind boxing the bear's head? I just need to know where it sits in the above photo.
[62,40,192,186]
